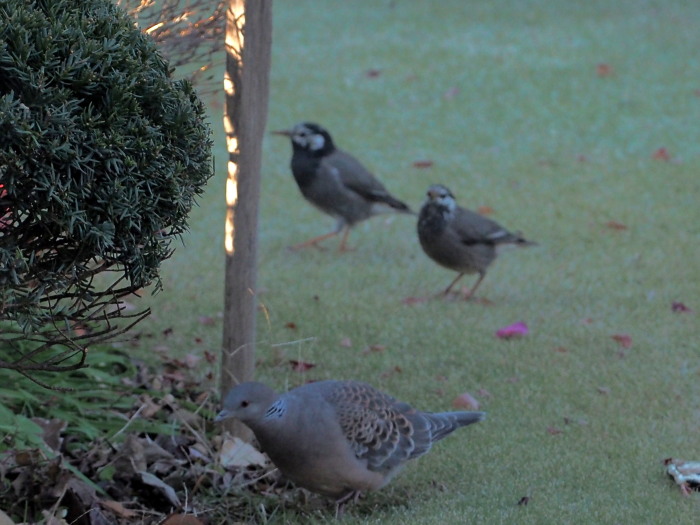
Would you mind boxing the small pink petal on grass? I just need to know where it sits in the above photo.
[339,337,353,348]
[672,301,693,313]
[452,392,480,410]
[496,321,529,339]
[547,426,564,435]
[611,334,632,348]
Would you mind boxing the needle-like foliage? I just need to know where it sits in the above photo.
[0,0,213,380]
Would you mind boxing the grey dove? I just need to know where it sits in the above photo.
[215,380,485,501]
[272,122,413,251]
[417,183,536,299]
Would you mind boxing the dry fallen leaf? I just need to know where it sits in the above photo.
[138,394,162,419]
[365,68,382,78]
[0,509,15,525]
[605,220,628,230]
[289,359,316,372]
[477,205,494,216]
[652,147,670,161]
[339,337,353,348]
[596,63,613,76]
[30,417,66,452]
[198,315,216,326]
[671,301,692,313]
[219,436,267,469]
[138,471,180,507]
[412,160,434,169]
[361,344,386,354]
[452,392,480,410]
[284,321,297,330]
[611,334,632,348]
[380,365,402,378]
[184,353,201,368]
[547,426,563,435]
[100,500,139,519]
[401,296,430,305]
[161,514,206,525]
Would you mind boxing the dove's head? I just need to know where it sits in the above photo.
[215,382,278,424]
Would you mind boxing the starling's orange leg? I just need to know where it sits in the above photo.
[288,231,338,251]
[337,227,353,252]
[442,273,466,297]
[462,272,486,300]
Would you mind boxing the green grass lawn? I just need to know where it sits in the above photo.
[137,1,700,522]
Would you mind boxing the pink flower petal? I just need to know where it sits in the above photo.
[495,321,529,339]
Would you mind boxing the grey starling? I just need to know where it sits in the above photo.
[417,183,535,298]
[272,122,413,251]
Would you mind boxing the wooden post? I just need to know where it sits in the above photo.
[221,0,272,439]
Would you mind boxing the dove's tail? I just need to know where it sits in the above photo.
[427,411,486,442]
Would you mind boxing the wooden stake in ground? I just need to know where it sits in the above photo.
[221,0,272,439]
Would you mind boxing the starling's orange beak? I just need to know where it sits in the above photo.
[270,129,293,137]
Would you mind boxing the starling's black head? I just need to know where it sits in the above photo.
[272,122,335,156]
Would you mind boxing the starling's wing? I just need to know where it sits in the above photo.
[452,206,527,246]
[325,150,412,212]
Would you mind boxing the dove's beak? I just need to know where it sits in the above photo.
[214,409,230,423]
[270,129,293,137]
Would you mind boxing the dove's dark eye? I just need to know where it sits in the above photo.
[240,400,250,408]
